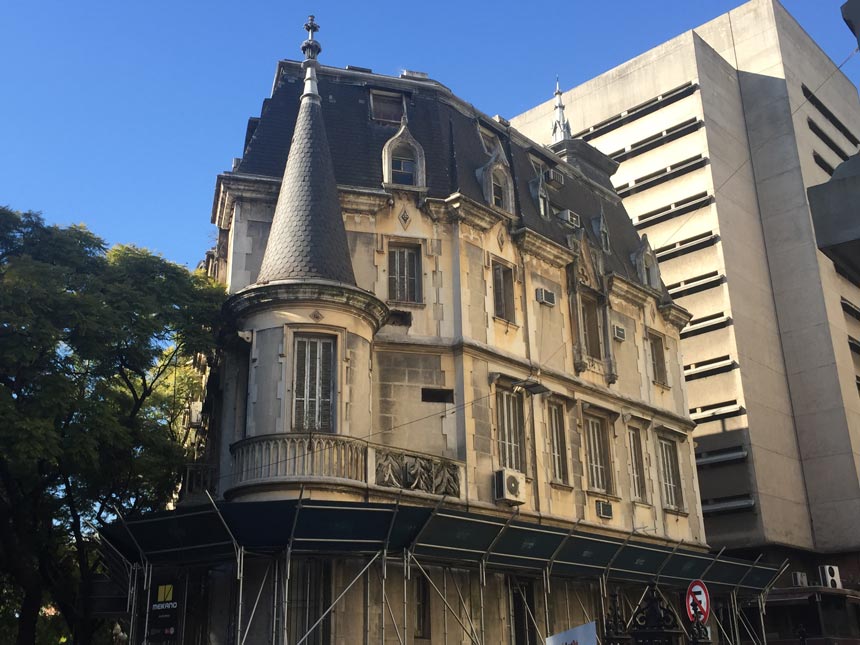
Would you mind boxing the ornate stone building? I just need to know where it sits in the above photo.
[104,18,780,645]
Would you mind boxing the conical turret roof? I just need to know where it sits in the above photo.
[256,17,356,286]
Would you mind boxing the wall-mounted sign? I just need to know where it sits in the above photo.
[685,579,710,623]
[146,574,184,643]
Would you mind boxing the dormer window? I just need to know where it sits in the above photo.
[492,169,509,209]
[392,146,416,185]
[371,91,405,123]
[382,122,426,188]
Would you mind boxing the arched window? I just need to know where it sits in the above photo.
[382,121,426,188]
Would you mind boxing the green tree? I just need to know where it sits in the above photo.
[0,208,223,644]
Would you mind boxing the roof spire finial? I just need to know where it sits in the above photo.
[551,76,572,144]
[300,16,322,97]
[302,15,322,60]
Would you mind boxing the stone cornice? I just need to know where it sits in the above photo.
[658,301,693,331]
[444,192,511,232]
[339,187,390,216]
[512,228,575,268]
[211,172,281,229]
[225,280,390,332]
[607,273,652,307]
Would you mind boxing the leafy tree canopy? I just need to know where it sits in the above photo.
[0,207,224,644]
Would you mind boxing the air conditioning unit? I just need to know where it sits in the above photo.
[544,168,565,188]
[557,209,580,228]
[535,288,556,307]
[595,500,613,519]
[790,571,809,587]
[612,324,626,341]
[494,468,526,506]
[819,565,842,589]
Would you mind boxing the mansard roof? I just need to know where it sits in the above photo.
[234,61,658,291]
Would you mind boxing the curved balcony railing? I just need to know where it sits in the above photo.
[228,432,463,499]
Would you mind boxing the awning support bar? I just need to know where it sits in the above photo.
[699,546,725,581]
[482,508,518,570]
[733,554,763,592]
[282,487,304,645]
[409,495,446,552]
[547,520,580,577]
[296,551,381,645]
[654,540,681,585]
[409,552,480,645]
[449,564,481,643]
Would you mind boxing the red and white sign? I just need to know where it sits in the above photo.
[685,579,710,623]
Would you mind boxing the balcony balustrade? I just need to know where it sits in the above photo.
[228,432,463,499]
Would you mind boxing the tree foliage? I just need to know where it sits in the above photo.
[0,207,224,644]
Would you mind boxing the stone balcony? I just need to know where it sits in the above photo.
[226,432,464,500]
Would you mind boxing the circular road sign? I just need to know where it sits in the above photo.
[686,579,710,623]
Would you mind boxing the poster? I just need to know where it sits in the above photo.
[546,620,599,645]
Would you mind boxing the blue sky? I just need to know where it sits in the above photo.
[2,0,858,269]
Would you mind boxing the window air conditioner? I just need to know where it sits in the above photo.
[557,209,580,228]
[494,468,526,505]
[819,565,842,589]
[790,571,809,587]
[595,500,613,519]
[535,288,557,307]
[545,168,565,188]
[612,324,626,341]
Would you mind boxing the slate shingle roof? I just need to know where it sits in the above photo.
[239,61,655,290]
[256,90,356,286]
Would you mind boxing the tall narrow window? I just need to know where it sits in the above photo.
[492,261,516,322]
[388,245,421,302]
[492,169,508,209]
[659,438,683,510]
[581,296,603,359]
[497,389,525,471]
[649,333,668,385]
[286,560,331,645]
[585,415,612,493]
[414,576,430,639]
[293,336,335,432]
[548,403,567,483]
[392,145,416,185]
[628,427,646,502]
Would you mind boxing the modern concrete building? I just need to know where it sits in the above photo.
[99,17,781,645]
[514,0,860,638]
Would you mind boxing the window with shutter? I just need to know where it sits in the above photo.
[548,403,567,483]
[293,335,335,432]
[492,261,515,322]
[585,415,612,493]
[581,296,603,359]
[628,427,646,502]
[659,438,683,509]
[649,333,668,385]
[497,389,525,471]
[388,245,421,303]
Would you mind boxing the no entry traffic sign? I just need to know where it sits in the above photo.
[686,579,710,623]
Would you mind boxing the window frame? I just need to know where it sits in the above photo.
[496,388,525,472]
[548,402,568,484]
[658,436,684,511]
[627,426,647,502]
[649,332,669,386]
[388,243,422,303]
[370,90,405,123]
[492,259,516,323]
[580,293,603,360]
[292,334,337,433]
[584,413,613,494]
[391,148,417,186]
